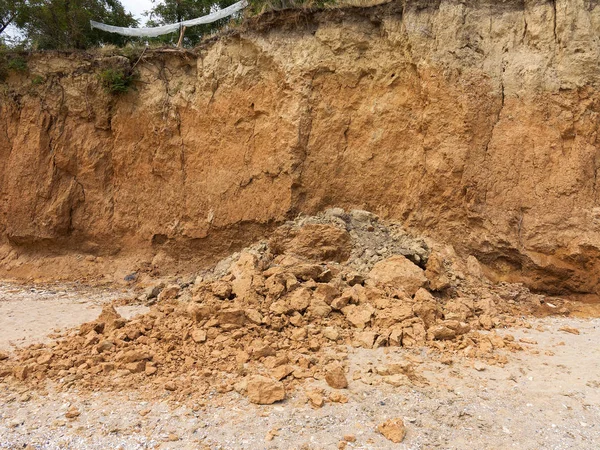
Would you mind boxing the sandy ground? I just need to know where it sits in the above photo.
[0,283,599,449]
[0,283,147,352]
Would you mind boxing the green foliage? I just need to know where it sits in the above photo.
[6,54,25,70]
[98,67,135,94]
[14,0,138,49]
[246,0,335,15]
[31,73,42,83]
[0,0,20,37]
[0,50,28,80]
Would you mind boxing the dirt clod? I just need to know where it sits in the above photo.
[377,418,406,443]
[246,376,285,405]
[65,406,80,419]
[369,255,427,296]
[559,326,580,335]
[306,389,325,408]
[325,365,348,389]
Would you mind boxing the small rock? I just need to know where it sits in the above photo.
[270,300,291,316]
[187,303,212,322]
[126,361,146,374]
[324,207,346,219]
[144,282,165,300]
[265,429,279,441]
[96,340,115,353]
[383,374,408,387]
[473,361,486,372]
[424,252,452,291]
[245,309,263,325]
[440,356,453,365]
[308,338,321,351]
[233,378,248,394]
[314,283,340,304]
[342,304,375,329]
[325,365,348,389]
[479,315,494,330]
[191,328,207,343]
[272,365,294,381]
[8,419,22,428]
[349,209,378,222]
[306,390,325,408]
[36,353,53,365]
[65,406,81,419]
[345,273,365,286]
[13,365,30,381]
[369,255,427,296]
[331,295,350,311]
[559,326,580,335]
[323,327,340,341]
[120,350,147,363]
[246,376,285,404]
[158,284,180,302]
[329,391,349,403]
[83,330,100,347]
[308,298,332,318]
[291,328,308,341]
[354,331,377,349]
[343,434,357,442]
[377,418,406,443]
[427,325,456,340]
[288,287,312,312]
[124,272,137,282]
[251,344,276,359]
[211,281,232,299]
[217,308,247,327]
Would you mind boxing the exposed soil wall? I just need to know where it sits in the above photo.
[0,0,599,294]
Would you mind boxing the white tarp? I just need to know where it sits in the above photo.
[90,0,248,38]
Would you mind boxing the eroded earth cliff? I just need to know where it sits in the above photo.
[1,0,599,295]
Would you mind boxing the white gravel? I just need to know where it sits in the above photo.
[1,291,598,450]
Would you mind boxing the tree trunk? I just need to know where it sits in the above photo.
[176,25,186,47]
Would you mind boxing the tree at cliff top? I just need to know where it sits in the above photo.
[145,0,239,46]
[0,0,21,37]
[13,0,137,49]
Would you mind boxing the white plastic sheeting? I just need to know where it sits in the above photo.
[90,0,248,38]
[91,21,180,37]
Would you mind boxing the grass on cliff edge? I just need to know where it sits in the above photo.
[98,67,137,94]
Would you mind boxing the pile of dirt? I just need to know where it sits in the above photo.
[0,210,568,404]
